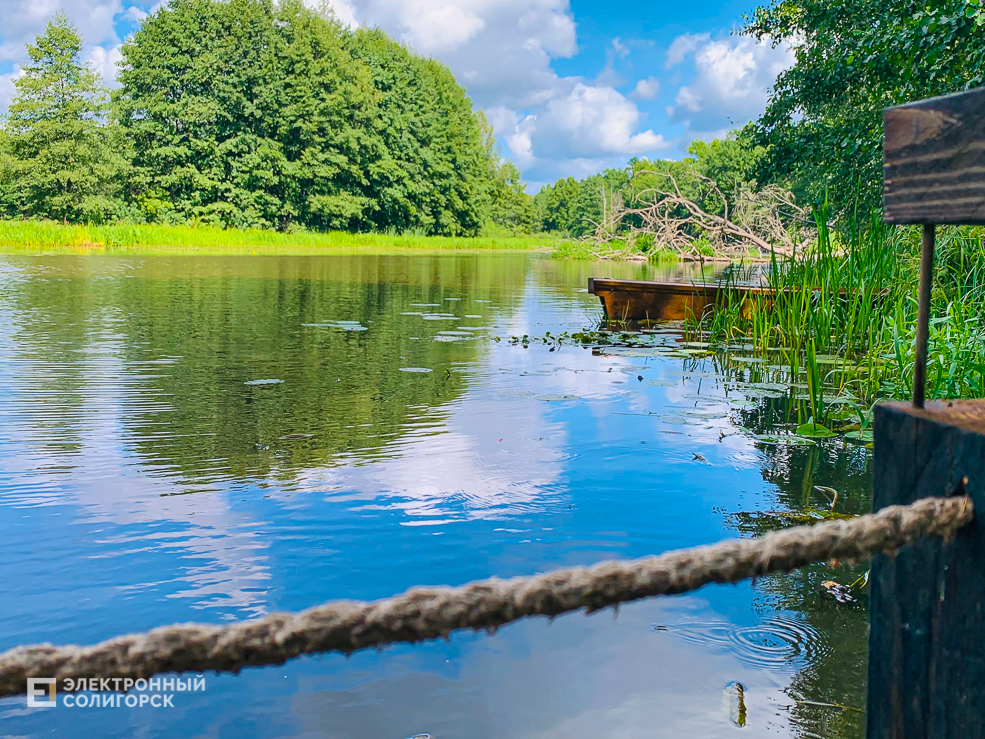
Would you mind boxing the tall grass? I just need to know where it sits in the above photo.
[685,208,985,407]
[0,220,557,254]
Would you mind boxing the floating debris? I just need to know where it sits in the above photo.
[724,681,747,727]
[821,580,856,604]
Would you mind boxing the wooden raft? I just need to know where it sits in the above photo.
[587,278,772,321]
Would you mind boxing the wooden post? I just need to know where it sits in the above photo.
[913,224,935,409]
[867,401,985,738]
[871,87,985,736]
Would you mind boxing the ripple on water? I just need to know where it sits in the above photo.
[652,614,829,671]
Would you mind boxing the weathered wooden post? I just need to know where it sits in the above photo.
[868,87,985,737]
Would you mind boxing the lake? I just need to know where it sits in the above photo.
[0,252,869,738]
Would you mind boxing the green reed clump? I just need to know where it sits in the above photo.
[686,207,985,405]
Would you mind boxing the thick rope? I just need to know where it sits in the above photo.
[0,495,972,698]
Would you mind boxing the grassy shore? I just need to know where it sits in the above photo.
[0,220,557,254]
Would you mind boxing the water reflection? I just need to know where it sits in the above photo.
[0,253,866,738]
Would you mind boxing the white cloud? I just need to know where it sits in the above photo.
[665,32,709,68]
[531,83,666,157]
[630,76,660,101]
[86,43,123,84]
[352,0,576,109]
[0,67,22,112]
[122,5,148,23]
[667,34,793,139]
[495,81,669,182]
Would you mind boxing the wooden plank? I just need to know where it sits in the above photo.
[884,86,985,225]
[867,400,985,738]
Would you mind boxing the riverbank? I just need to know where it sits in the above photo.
[0,220,557,255]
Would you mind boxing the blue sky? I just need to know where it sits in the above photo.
[0,0,793,190]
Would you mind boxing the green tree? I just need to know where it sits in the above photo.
[486,159,536,234]
[2,13,122,222]
[349,28,493,235]
[744,0,985,215]
[116,0,295,228]
[534,169,630,237]
[115,0,494,235]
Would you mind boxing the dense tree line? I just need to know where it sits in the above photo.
[533,132,764,239]
[0,2,534,236]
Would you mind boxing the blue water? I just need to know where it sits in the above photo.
[0,253,869,737]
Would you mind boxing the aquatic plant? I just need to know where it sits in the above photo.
[682,206,985,407]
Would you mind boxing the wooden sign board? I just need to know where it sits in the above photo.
[884,86,985,225]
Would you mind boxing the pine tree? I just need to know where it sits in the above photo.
[3,13,122,222]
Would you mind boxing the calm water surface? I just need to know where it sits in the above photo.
[0,253,870,738]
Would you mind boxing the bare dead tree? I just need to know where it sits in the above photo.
[573,170,812,261]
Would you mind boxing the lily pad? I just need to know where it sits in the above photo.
[245,379,284,386]
[603,348,668,358]
[646,379,677,387]
[732,356,768,364]
[753,434,817,446]
[399,367,433,373]
[681,409,724,419]
[796,422,838,438]
[536,394,581,402]
[844,429,874,444]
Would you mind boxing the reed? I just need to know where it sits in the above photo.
[685,208,985,408]
[0,220,556,254]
